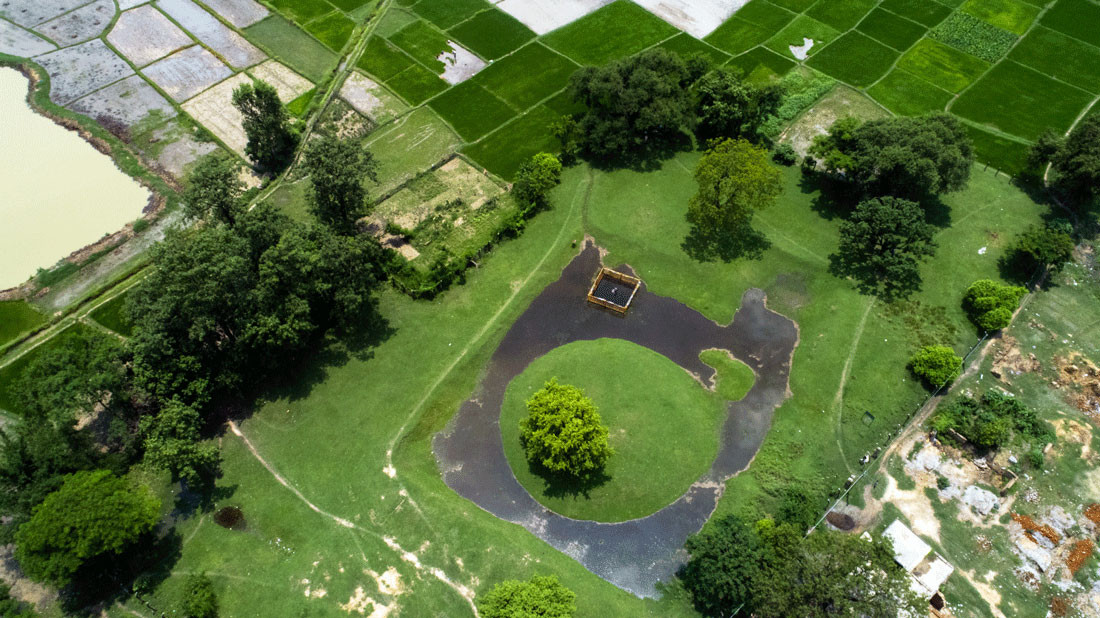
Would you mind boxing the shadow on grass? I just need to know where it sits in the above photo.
[682,223,770,263]
[527,460,612,501]
[61,529,183,614]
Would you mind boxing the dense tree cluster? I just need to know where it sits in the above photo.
[809,114,973,201]
[520,379,613,479]
[694,68,783,143]
[1031,116,1100,207]
[681,515,922,617]
[829,197,937,299]
[478,575,576,618]
[1002,223,1075,279]
[932,391,1052,451]
[908,345,963,389]
[513,152,563,212]
[963,279,1026,332]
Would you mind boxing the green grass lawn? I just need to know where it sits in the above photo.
[427,81,517,141]
[446,8,535,60]
[0,301,46,348]
[244,14,338,82]
[501,338,728,521]
[807,31,899,87]
[951,60,1094,140]
[541,0,678,65]
[699,349,755,401]
[896,38,991,93]
[88,291,134,337]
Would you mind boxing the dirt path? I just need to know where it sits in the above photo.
[832,298,874,475]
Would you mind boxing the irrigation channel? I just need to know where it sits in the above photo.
[434,241,799,597]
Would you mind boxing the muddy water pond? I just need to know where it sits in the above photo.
[0,67,149,289]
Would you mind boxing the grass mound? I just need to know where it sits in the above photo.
[501,338,727,521]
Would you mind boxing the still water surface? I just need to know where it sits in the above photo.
[0,67,149,289]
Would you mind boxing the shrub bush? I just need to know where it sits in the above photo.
[931,391,1052,451]
[132,218,150,234]
[773,143,798,166]
[908,345,962,388]
[963,279,1026,331]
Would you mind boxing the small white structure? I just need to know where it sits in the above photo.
[884,520,954,614]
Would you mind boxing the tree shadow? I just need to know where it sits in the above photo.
[682,223,771,263]
[583,131,694,173]
[828,253,923,302]
[921,195,952,228]
[172,481,238,518]
[528,460,612,501]
[802,172,860,221]
[61,529,183,615]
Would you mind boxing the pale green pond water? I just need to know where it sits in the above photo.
[0,67,149,289]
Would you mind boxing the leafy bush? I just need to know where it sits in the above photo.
[520,379,613,478]
[1002,224,1075,278]
[963,279,1026,331]
[773,143,798,166]
[183,573,219,618]
[132,218,150,234]
[479,575,575,618]
[908,345,962,388]
[930,13,1017,63]
[932,391,1052,451]
[512,152,562,212]
[760,70,835,138]
[936,475,950,490]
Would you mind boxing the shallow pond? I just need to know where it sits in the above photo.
[0,67,149,289]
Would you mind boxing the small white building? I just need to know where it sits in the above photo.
[884,519,954,616]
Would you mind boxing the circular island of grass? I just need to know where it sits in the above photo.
[501,338,745,522]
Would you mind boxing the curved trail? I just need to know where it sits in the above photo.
[831,298,875,475]
[433,242,799,597]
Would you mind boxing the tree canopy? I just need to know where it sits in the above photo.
[478,575,576,618]
[932,391,1052,450]
[512,153,563,212]
[565,48,696,167]
[681,515,922,617]
[829,197,937,299]
[684,138,782,261]
[232,80,298,173]
[14,470,160,586]
[694,68,782,143]
[183,154,245,226]
[1034,115,1100,206]
[183,573,219,618]
[1002,223,1075,279]
[140,400,219,487]
[963,279,1026,332]
[303,136,378,234]
[520,379,613,479]
[810,114,973,201]
[908,345,963,389]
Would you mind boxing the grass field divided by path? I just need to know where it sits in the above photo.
[1040,0,1100,48]
[1008,27,1100,94]
[805,0,877,30]
[500,338,728,522]
[463,105,560,180]
[895,38,990,93]
[867,69,954,116]
[410,0,489,29]
[855,7,928,52]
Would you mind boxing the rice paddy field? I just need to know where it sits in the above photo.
[3,0,1099,615]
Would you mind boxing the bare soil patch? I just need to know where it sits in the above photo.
[437,41,485,85]
[339,71,408,125]
[0,0,87,29]
[633,0,748,38]
[33,0,114,46]
[0,19,56,57]
[248,59,312,102]
[213,506,246,529]
[780,85,889,156]
[181,71,251,153]
[34,38,134,104]
[108,4,193,67]
[990,335,1040,382]
[495,0,615,35]
[1055,353,1100,420]
[144,45,233,102]
[70,74,177,128]
[198,0,269,28]
[157,0,265,69]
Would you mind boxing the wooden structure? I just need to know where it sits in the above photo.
[587,268,641,315]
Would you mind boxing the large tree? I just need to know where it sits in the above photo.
[681,515,922,618]
[1036,115,1100,206]
[810,114,973,201]
[566,48,696,166]
[520,379,613,479]
[685,138,782,261]
[140,401,219,487]
[1002,223,1075,279]
[14,470,160,586]
[694,67,783,143]
[232,80,298,173]
[829,196,936,299]
[512,152,563,212]
[183,154,245,226]
[303,136,378,234]
[478,575,576,618]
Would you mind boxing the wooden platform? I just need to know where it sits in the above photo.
[586,268,641,314]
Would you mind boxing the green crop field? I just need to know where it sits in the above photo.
[501,338,728,522]
[703,16,773,55]
[764,15,840,59]
[729,46,796,81]
[930,12,1018,62]
[880,0,953,26]
[951,60,1094,140]
[470,42,578,110]
[962,123,1032,175]
[446,8,535,60]
[736,0,798,30]
[463,105,560,179]
[1040,0,1100,48]
[304,11,357,51]
[410,0,488,29]
[656,32,732,66]
[245,15,338,82]
[805,0,877,30]
[867,69,954,115]
[807,31,899,87]
[88,291,134,337]
[0,301,45,348]
[385,63,449,104]
[542,1,679,65]
[895,38,990,93]
[389,19,455,73]
[960,0,1040,34]
[428,82,516,141]
[855,8,928,51]
[1009,27,1100,93]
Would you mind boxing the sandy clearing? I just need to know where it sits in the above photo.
[0,0,87,29]
[632,0,747,38]
[197,0,268,28]
[70,73,177,127]
[143,45,232,102]
[494,0,615,35]
[108,4,193,67]
[142,120,218,179]
[790,37,814,60]
[181,71,250,154]
[248,59,312,102]
[882,475,942,542]
[0,18,56,56]
[34,38,134,104]
[339,71,408,124]
[437,41,485,85]
[33,0,114,46]
[157,0,265,69]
